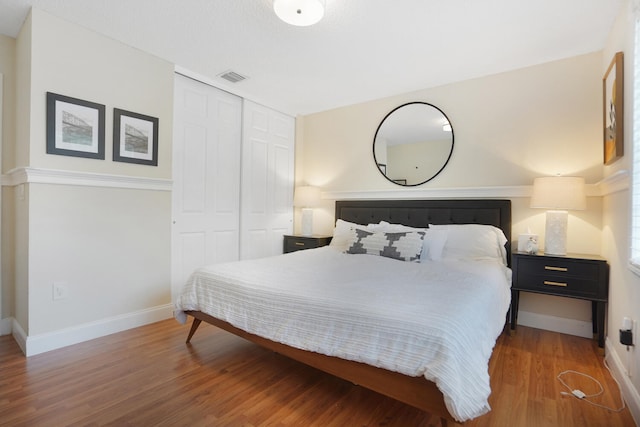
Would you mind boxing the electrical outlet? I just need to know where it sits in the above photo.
[52,282,68,300]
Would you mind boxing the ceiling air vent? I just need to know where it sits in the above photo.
[218,70,247,83]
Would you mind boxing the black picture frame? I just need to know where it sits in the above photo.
[46,92,105,159]
[603,51,624,165]
[113,108,159,166]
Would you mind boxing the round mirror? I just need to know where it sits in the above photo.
[373,102,454,186]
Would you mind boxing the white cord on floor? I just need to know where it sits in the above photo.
[557,359,626,413]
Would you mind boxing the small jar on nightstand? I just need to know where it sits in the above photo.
[283,235,332,253]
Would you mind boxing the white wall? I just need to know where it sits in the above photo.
[27,10,173,179]
[11,16,31,333]
[301,52,603,193]
[601,0,640,423]
[0,35,14,329]
[28,184,171,334]
[6,9,175,353]
[0,35,15,173]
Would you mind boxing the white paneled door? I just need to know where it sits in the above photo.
[171,75,242,300]
[240,100,295,260]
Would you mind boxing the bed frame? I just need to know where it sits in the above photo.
[183,199,512,426]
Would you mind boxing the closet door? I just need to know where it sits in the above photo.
[240,100,294,260]
[171,75,242,300]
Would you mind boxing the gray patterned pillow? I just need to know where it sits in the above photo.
[345,229,426,262]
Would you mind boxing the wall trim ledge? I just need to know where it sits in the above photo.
[322,183,603,200]
[322,186,531,200]
[1,167,173,191]
[605,338,640,426]
[13,303,174,357]
[595,169,630,196]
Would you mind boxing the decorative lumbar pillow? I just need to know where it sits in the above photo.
[345,229,426,262]
[329,219,382,252]
[375,221,447,261]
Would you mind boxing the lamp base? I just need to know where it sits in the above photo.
[544,210,568,255]
[301,208,313,236]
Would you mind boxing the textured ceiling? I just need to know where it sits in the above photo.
[0,0,625,116]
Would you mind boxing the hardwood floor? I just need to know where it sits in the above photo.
[0,320,635,426]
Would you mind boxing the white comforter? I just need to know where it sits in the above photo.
[174,246,511,422]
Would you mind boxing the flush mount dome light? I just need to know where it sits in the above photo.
[274,0,325,26]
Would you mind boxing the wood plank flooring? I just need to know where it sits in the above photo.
[0,319,635,426]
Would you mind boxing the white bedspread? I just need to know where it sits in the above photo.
[174,246,511,422]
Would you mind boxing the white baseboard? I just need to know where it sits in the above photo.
[0,317,13,335]
[605,338,640,426]
[517,310,593,339]
[14,304,174,357]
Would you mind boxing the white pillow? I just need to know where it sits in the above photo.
[329,219,382,252]
[429,224,508,264]
[376,221,447,261]
[424,227,448,261]
[344,228,426,262]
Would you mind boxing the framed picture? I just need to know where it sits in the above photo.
[46,92,105,159]
[113,108,159,166]
[603,51,624,165]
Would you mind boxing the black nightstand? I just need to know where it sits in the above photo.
[510,252,609,348]
[283,235,332,253]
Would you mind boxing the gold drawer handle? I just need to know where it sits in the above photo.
[295,242,305,246]
[545,266,568,272]
[544,280,568,287]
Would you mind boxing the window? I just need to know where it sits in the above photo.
[630,9,640,274]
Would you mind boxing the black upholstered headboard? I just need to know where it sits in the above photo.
[335,199,512,265]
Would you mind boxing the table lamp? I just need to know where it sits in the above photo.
[530,176,586,255]
[294,186,321,236]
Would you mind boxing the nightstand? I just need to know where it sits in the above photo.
[283,235,332,254]
[510,252,609,348]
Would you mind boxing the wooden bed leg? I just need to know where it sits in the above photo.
[186,318,202,343]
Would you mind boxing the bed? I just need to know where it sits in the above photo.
[175,199,512,426]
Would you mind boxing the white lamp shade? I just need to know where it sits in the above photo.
[294,186,321,208]
[530,176,586,211]
[274,0,325,26]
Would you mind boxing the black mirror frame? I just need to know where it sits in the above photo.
[372,101,454,187]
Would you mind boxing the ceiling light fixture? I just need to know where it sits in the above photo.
[274,0,325,27]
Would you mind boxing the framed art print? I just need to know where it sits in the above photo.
[46,92,105,159]
[113,108,159,166]
[603,51,624,165]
